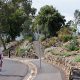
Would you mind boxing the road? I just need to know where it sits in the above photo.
[0,59,28,80]
[32,59,65,80]
[33,41,65,80]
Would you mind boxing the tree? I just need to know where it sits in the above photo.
[33,5,65,37]
[31,8,37,17]
[22,6,37,38]
[70,10,80,35]
[22,17,32,36]
[74,10,80,25]
[0,0,35,41]
[0,0,25,41]
[0,0,36,50]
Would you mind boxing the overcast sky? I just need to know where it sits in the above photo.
[32,0,80,22]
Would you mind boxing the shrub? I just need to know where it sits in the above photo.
[26,36,33,42]
[28,36,33,42]
[63,35,72,42]
[39,35,46,41]
[58,27,72,42]
[58,34,72,42]
[19,49,26,53]
[42,37,58,48]
[65,37,79,51]
[15,47,26,56]
[74,56,80,62]
[49,37,57,46]
[23,35,33,42]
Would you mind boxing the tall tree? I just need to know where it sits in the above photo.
[0,0,36,50]
[73,10,80,34]
[74,10,80,25]
[31,7,37,17]
[33,5,65,37]
[0,0,35,41]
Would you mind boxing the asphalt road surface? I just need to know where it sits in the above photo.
[0,59,28,80]
[33,41,65,80]
[32,59,65,80]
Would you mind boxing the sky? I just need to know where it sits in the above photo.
[32,0,80,22]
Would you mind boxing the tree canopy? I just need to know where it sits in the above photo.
[0,0,36,41]
[74,9,80,25]
[0,0,36,50]
[33,5,65,37]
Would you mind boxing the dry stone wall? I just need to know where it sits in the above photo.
[44,53,79,80]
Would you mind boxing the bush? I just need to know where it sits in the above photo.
[63,35,72,42]
[74,56,80,62]
[45,37,57,48]
[49,37,57,46]
[24,35,33,42]
[15,47,26,56]
[42,37,58,48]
[39,35,46,41]
[58,35,72,42]
[28,36,33,42]
[58,27,72,42]
[65,38,79,51]
[26,36,33,42]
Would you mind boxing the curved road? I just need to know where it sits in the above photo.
[32,59,65,80]
[33,41,65,80]
[0,59,28,80]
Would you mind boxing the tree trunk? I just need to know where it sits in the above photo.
[0,36,6,50]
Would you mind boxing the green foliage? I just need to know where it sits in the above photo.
[31,8,37,17]
[62,35,72,42]
[65,38,79,51]
[33,5,65,37]
[22,17,32,35]
[24,35,33,42]
[39,35,46,41]
[16,48,26,56]
[27,36,33,42]
[0,1,25,40]
[58,27,72,42]
[72,27,77,32]
[19,49,26,54]
[49,37,57,46]
[0,0,36,41]
[74,56,80,62]
[43,37,57,48]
